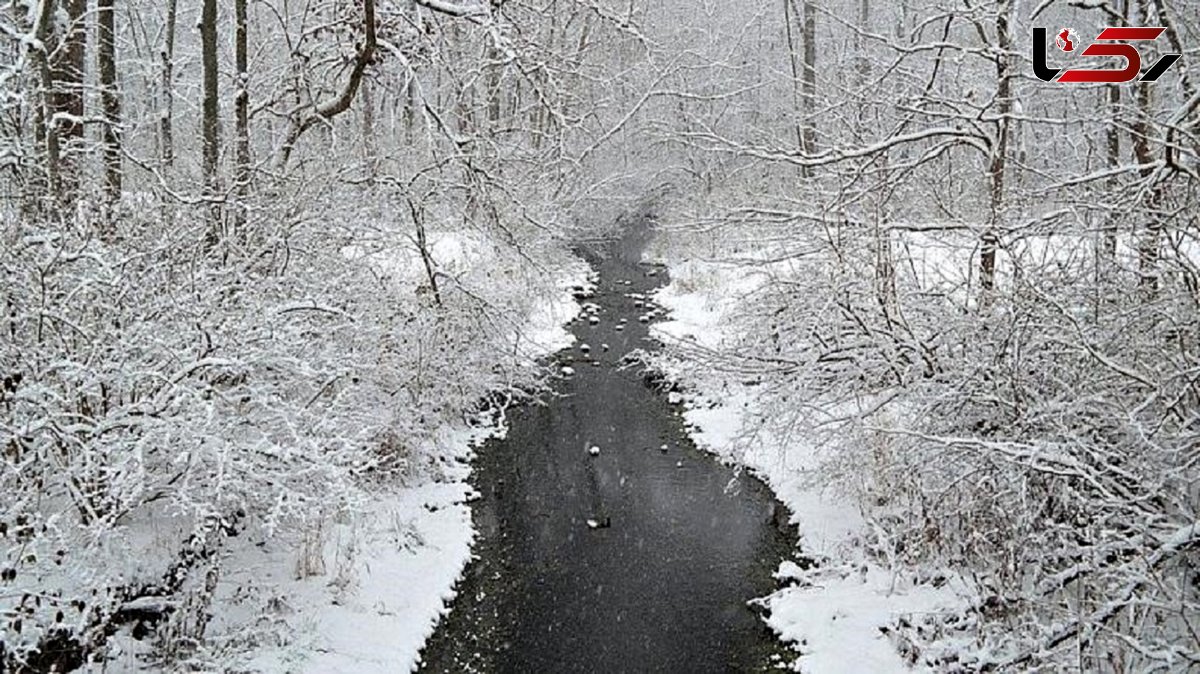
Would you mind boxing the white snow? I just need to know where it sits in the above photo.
[762,565,970,674]
[205,425,491,674]
[198,240,591,673]
[519,268,592,354]
[649,255,966,672]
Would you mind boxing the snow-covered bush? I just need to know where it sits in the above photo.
[650,206,1199,668]
[0,177,580,667]
[0,0,633,662]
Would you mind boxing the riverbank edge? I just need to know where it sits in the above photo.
[643,252,970,673]
[173,260,596,674]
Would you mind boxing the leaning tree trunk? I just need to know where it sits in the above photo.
[276,0,376,168]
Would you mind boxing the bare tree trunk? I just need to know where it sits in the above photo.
[405,75,417,141]
[98,0,122,222]
[1129,0,1160,295]
[874,219,897,317]
[1103,84,1120,263]
[454,28,473,138]
[1102,0,1127,266]
[1133,84,1159,293]
[859,0,895,315]
[981,0,1012,296]
[33,0,62,209]
[407,199,442,307]
[485,45,502,130]
[511,77,521,130]
[234,0,250,230]
[160,0,177,166]
[201,0,220,233]
[783,0,804,150]
[49,0,87,204]
[857,0,869,85]
[363,76,377,183]
[800,0,817,156]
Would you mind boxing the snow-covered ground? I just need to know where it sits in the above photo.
[202,425,488,673]
[186,237,590,673]
[647,255,968,672]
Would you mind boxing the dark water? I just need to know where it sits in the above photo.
[419,216,795,673]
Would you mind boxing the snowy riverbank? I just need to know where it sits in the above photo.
[646,254,968,672]
[116,240,594,673]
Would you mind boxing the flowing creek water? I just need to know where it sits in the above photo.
[420,216,797,672]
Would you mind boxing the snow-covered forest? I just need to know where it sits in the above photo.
[1,0,1197,670]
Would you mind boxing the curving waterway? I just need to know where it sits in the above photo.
[419,215,796,673]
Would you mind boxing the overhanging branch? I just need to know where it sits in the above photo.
[277,0,377,168]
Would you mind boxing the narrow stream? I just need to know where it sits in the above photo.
[420,215,796,672]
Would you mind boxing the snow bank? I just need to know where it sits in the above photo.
[347,230,590,358]
[205,425,486,674]
[762,565,969,674]
[649,256,966,673]
[192,240,589,673]
[520,268,596,355]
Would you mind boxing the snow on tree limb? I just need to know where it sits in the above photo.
[412,0,490,18]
